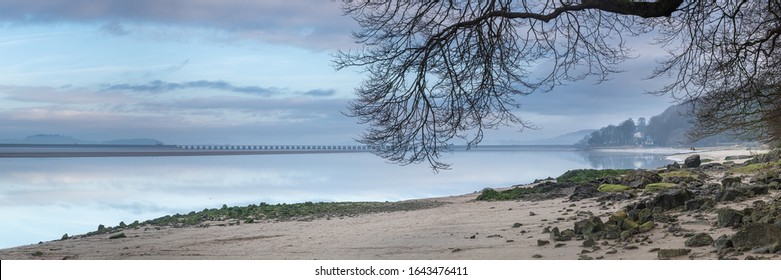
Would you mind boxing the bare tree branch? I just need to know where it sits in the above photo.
[335,0,781,170]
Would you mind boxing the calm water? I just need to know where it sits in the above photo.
[0,147,682,249]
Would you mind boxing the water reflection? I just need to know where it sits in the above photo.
[0,148,680,249]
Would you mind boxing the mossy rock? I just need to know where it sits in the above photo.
[684,233,714,247]
[644,183,677,192]
[637,221,655,233]
[731,160,781,174]
[657,248,690,260]
[556,169,632,184]
[598,184,632,192]
[109,232,127,239]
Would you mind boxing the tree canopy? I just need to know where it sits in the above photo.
[335,0,781,170]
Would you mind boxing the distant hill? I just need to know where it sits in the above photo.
[0,134,93,145]
[0,134,164,145]
[578,104,745,148]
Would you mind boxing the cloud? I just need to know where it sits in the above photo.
[0,84,359,144]
[0,0,358,50]
[101,79,336,98]
[99,21,129,35]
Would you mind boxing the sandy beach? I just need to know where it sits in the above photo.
[1,147,780,260]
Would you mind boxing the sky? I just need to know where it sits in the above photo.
[0,0,678,145]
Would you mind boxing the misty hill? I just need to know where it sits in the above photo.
[0,134,164,146]
[578,104,745,148]
[0,134,93,145]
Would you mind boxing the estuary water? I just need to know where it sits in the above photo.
[0,146,684,249]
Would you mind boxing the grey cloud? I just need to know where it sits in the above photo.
[100,21,129,35]
[102,80,337,98]
[303,89,336,97]
[0,0,358,50]
[102,80,279,96]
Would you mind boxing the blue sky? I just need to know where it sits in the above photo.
[0,0,677,145]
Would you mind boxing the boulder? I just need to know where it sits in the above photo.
[744,185,769,196]
[730,223,781,252]
[573,216,604,237]
[685,198,715,211]
[713,235,733,251]
[537,239,550,246]
[684,155,701,168]
[569,184,601,201]
[715,188,748,202]
[647,189,695,211]
[750,170,781,184]
[721,177,742,188]
[684,233,714,247]
[622,170,662,189]
[550,227,574,241]
[657,248,691,260]
[667,162,681,171]
[716,208,744,228]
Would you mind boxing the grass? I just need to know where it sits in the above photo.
[556,169,633,184]
[598,184,632,192]
[731,160,781,174]
[476,187,541,201]
[86,200,446,236]
[659,170,698,179]
[644,183,678,192]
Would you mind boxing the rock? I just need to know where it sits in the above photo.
[667,162,681,171]
[636,221,655,233]
[716,208,744,228]
[529,211,536,216]
[537,239,550,246]
[109,232,127,239]
[657,248,691,260]
[684,155,701,168]
[713,235,733,251]
[604,224,621,239]
[60,234,69,240]
[715,188,748,202]
[684,233,714,247]
[574,216,604,237]
[685,198,715,211]
[647,189,695,211]
[569,184,601,201]
[751,243,781,254]
[582,238,596,248]
[555,243,566,248]
[560,229,576,241]
[730,223,781,252]
[622,170,662,189]
[745,185,769,196]
[721,177,742,188]
[578,255,594,260]
[532,254,543,259]
[751,171,781,184]
[512,223,523,228]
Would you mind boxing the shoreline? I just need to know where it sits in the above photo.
[1,146,779,260]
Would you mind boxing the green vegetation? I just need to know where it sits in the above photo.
[87,200,445,236]
[644,183,678,192]
[476,187,541,201]
[598,184,632,192]
[31,251,43,257]
[731,160,781,174]
[659,170,698,179]
[556,169,633,184]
